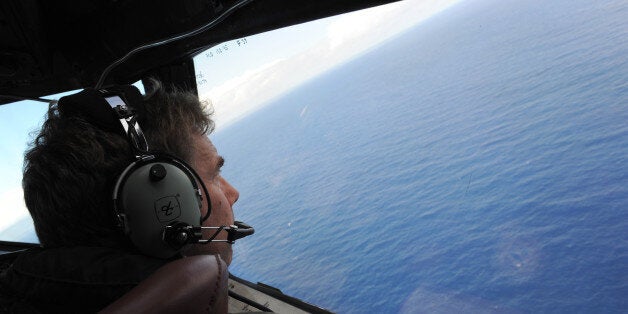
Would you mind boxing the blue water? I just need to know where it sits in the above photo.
[214,0,628,312]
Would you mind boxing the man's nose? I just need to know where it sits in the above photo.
[222,177,239,205]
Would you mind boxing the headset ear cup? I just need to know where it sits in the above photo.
[70,86,208,257]
[113,157,202,258]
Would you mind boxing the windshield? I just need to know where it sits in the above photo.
[195,0,627,313]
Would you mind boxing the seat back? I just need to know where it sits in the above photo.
[101,254,228,313]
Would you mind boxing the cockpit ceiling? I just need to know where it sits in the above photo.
[0,0,398,101]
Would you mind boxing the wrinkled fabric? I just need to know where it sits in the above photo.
[0,247,171,313]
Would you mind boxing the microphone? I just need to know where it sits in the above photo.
[163,221,254,249]
[225,221,255,243]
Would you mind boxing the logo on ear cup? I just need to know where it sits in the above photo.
[154,195,182,222]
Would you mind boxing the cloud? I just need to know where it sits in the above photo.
[204,59,283,124]
[325,1,407,51]
[202,0,462,130]
[204,58,298,128]
[327,9,388,50]
[203,50,337,129]
[328,0,463,54]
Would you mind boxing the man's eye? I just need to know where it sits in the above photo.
[216,157,225,176]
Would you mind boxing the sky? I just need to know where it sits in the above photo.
[0,0,463,239]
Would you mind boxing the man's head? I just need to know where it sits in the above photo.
[23,82,238,263]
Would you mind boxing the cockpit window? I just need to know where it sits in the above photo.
[0,82,145,244]
[194,0,627,313]
[0,100,47,243]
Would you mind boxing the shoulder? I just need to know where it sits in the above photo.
[0,246,171,312]
[9,246,167,285]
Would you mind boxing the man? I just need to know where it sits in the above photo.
[0,82,239,312]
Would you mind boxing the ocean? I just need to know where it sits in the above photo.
[213,0,628,312]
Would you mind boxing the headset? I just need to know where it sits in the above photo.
[57,85,253,258]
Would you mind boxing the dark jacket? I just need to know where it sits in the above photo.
[0,247,169,313]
